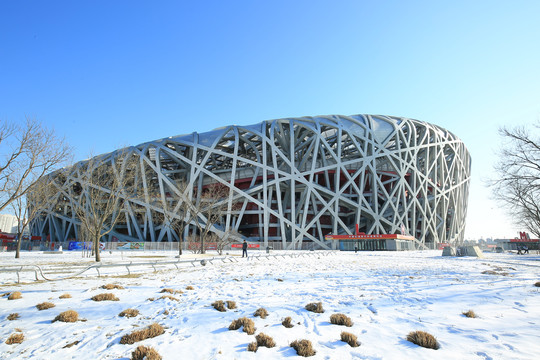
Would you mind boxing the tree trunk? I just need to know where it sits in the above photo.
[94,236,101,262]
[15,232,22,259]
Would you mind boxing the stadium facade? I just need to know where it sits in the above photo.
[31,114,471,250]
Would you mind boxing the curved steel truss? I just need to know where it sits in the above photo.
[32,114,471,249]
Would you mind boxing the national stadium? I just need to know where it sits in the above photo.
[31,114,471,250]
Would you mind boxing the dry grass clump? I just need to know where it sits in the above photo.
[462,310,477,318]
[212,300,226,312]
[5,333,24,345]
[8,291,22,300]
[158,295,179,301]
[534,281,540,287]
[228,317,256,335]
[53,310,79,323]
[131,345,162,360]
[91,293,119,301]
[119,308,140,318]
[305,302,324,313]
[330,313,353,327]
[290,339,316,357]
[254,307,269,319]
[160,288,183,295]
[406,330,440,350]
[7,313,20,321]
[101,284,124,290]
[36,302,56,310]
[62,341,79,348]
[59,293,72,299]
[256,333,276,348]
[185,285,194,290]
[340,331,360,347]
[226,300,237,309]
[247,341,258,352]
[282,316,294,328]
[120,323,165,344]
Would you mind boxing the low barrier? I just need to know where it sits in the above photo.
[0,251,336,283]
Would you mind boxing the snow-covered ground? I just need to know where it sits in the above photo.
[1,249,539,359]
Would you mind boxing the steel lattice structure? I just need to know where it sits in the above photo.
[32,114,471,249]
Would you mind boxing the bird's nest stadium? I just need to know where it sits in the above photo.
[31,114,471,250]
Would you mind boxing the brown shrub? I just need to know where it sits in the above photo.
[5,333,24,345]
[158,295,179,302]
[330,313,353,327]
[59,293,72,299]
[7,313,20,321]
[101,284,124,290]
[340,331,360,347]
[534,281,540,287]
[185,285,194,290]
[256,333,276,348]
[119,309,140,318]
[62,341,79,348]
[53,310,79,323]
[160,288,182,294]
[290,339,316,357]
[305,302,324,313]
[120,323,165,344]
[91,293,119,301]
[247,341,258,352]
[8,291,22,300]
[36,302,56,311]
[228,317,256,335]
[406,330,440,350]
[282,316,294,328]
[226,300,237,309]
[212,300,226,312]
[131,345,162,360]
[462,310,477,318]
[254,307,268,319]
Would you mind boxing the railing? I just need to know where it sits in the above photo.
[0,251,336,283]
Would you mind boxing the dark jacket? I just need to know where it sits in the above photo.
[242,242,247,250]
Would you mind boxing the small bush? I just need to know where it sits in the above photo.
[340,331,360,347]
[131,345,162,360]
[212,300,226,312]
[5,333,24,345]
[256,333,276,348]
[228,317,256,335]
[63,341,79,348]
[330,313,353,327]
[91,293,119,301]
[120,323,165,344]
[158,295,179,302]
[8,291,22,300]
[226,300,236,309]
[53,310,79,323]
[59,293,72,299]
[462,310,477,318]
[7,313,20,321]
[290,339,316,357]
[254,307,269,319]
[305,302,324,313]
[36,302,56,311]
[282,316,294,328]
[160,288,182,294]
[406,330,440,350]
[119,309,140,318]
[247,341,258,352]
[534,281,540,287]
[185,285,194,290]
[101,284,124,290]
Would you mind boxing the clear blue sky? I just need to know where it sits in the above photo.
[1,1,539,240]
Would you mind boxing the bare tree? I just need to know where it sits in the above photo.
[11,180,57,258]
[67,150,139,262]
[491,123,540,238]
[216,228,243,255]
[0,118,71,212]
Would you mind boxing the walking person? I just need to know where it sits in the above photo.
[242,240,248,258]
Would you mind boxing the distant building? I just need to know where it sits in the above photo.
[31,114,471,249]
[0,214,17,233]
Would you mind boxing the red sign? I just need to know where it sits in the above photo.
[231,243,260,248]
[510,238,539,243]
